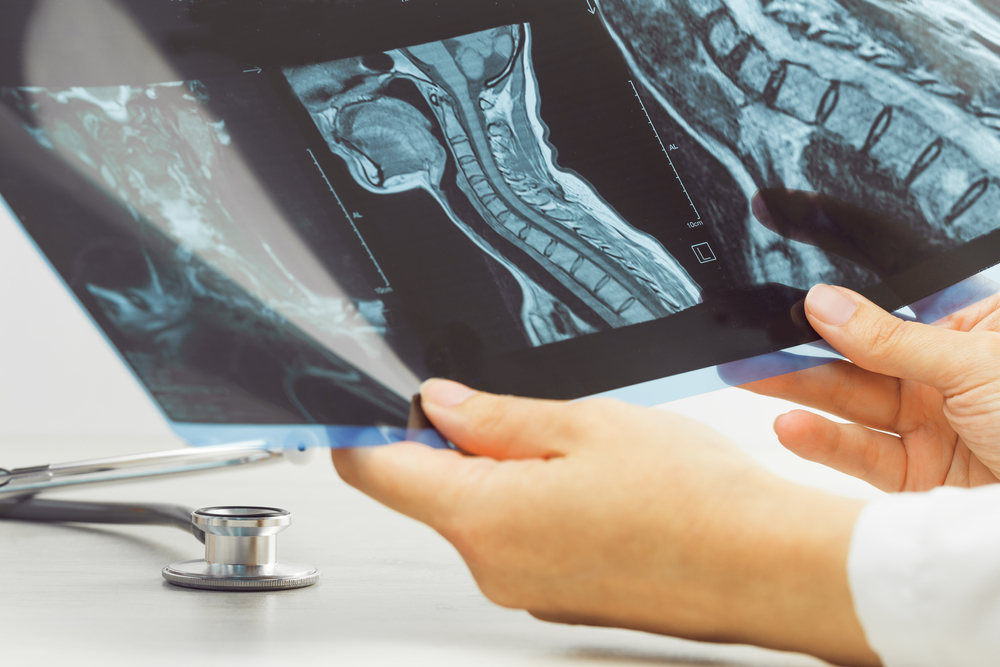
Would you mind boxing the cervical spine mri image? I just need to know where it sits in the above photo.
[599,0,1000,288]
[284,25,704,348]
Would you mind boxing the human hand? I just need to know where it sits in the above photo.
[742,283,1000,490]
[333,382,876,666]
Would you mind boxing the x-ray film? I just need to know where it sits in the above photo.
[1,0,999,448]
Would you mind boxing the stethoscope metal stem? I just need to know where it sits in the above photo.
[162,507,320,591]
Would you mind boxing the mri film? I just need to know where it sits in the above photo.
[2,0,1000,431]
[600,0,1000,289]
[284,25,704,347]
[0,81,414,427]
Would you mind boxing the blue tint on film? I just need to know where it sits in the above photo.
[596,271,1000,406]
[594,341,843,406]
[171,423,449,450]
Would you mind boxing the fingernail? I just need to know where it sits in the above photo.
[773,413,790,432]
[420,378,477,408]
[807,284,859,327]
[751,191,774,229]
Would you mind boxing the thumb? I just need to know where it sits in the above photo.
[419,379,579,459]
[804,284,999,395]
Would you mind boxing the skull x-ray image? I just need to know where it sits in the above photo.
[599,0,1000,288]
[283,25,703,347]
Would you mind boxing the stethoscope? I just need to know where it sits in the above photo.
[0,443,321,591]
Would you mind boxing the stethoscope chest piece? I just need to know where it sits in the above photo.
[162,506,320,591]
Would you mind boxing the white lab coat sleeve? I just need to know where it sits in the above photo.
[847,485,1000,667]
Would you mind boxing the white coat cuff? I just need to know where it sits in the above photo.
[848,485,1000,667]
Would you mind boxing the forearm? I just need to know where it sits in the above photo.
[518,469,880,666]
[701,477,878,666]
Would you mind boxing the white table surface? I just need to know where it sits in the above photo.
[0,389,883,667]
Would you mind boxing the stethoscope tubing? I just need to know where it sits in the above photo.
[0,497,203,542]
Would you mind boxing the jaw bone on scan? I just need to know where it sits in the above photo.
[284,24,703,348]
[599,0,1000,289]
